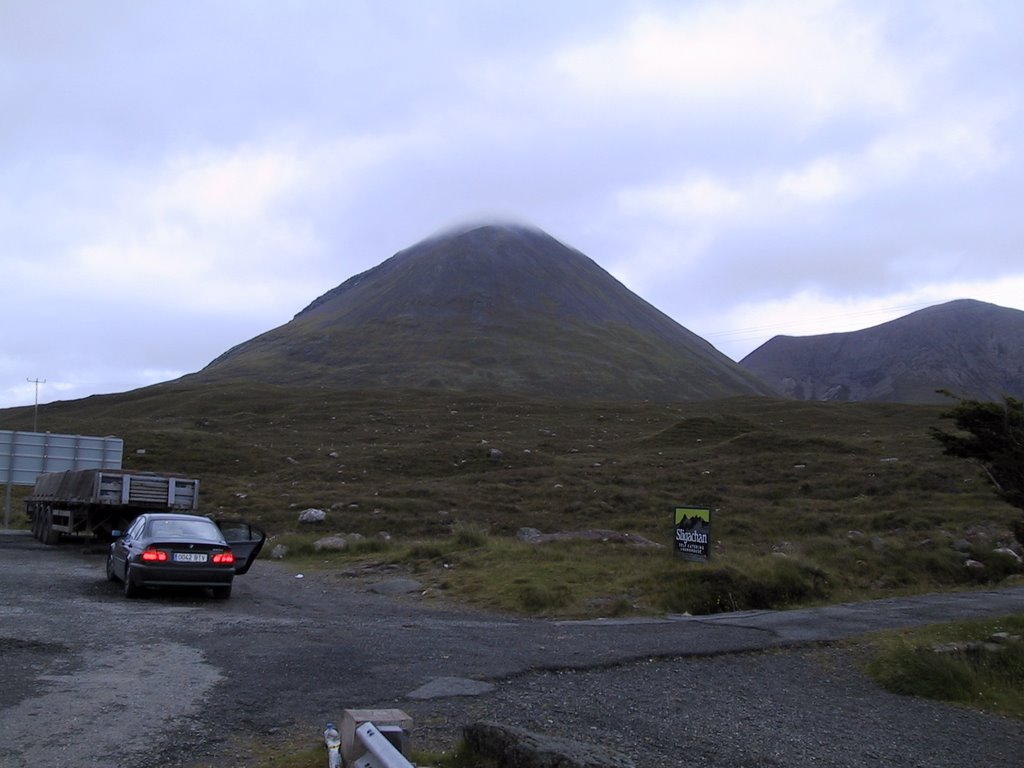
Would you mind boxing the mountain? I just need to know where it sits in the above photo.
[184,223,776,401]
[739,299,1024,403]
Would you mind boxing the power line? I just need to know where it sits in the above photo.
[27,378,45,432]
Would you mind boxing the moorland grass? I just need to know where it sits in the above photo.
[2,385,1021,617]
[864,614,1024,719]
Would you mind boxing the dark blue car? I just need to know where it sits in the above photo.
[106,512,265,599]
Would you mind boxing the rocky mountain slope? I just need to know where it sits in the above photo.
[184,223,775,401]
[740,299,1024,403]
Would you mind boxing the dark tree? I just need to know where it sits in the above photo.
[932,395,1024,545]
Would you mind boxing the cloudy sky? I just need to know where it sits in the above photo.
[2,0,1022,410]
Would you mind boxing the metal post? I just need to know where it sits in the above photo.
[2,433,13,529]
[27,378,45,432]
[3,480,11,530]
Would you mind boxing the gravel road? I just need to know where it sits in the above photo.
[1,530,1021,767]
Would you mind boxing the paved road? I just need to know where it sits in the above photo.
[1,530,1021,767]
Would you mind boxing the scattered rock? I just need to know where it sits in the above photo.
[298,508,327,524]
[270,544,288,560]
[314,536,348,552]
[989,632,1023,644]
[463,721,635,768]
[964,559,985,570]
[952,539,972,553]
[994,547,1022,563]
[931,633,1022,657]
[517,527,543,542]
[488,447,504,461]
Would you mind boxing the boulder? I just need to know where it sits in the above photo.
[517,527,543,542]
[298,508,327,524]
[314,536,348,552]
[994,547,1022,562]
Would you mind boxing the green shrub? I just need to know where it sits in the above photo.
[865,616,1024,719]
[658,558,831,615]
[451,523,489,549]
[748,558,831,607]
[345,537,392,555]
[871,646,978,700]
[976,548,1024,582]
[518,583,571,613]
[402,543,447,561]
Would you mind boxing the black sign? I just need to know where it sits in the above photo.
[674,506,711,562]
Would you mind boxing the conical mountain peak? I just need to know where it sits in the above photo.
[190,223,775,401]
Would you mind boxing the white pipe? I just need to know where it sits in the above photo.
[353,722,413,768]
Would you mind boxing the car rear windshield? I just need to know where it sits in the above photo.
[146,519,223,541]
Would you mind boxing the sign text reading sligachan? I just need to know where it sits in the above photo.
[673,506,711,562]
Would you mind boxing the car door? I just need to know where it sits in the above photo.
[112,516,147,577]
[214,521,267,575]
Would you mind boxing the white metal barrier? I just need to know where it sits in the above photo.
[350,722,413,768]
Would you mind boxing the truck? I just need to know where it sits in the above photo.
[25,469,201,545]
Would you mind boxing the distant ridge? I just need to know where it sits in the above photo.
[186,223,776,401]
[739,299,1024,403]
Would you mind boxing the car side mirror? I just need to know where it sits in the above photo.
[112,530,122,538]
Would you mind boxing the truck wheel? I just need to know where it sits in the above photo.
[123,566,142,598]
[41,508,60,546]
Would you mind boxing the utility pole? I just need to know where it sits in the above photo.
[27,378,45,432]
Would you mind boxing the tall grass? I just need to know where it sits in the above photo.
[866,615,1024,719]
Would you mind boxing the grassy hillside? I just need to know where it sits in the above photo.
[2,383,1020,615]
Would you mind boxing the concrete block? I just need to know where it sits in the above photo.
[341,708,412,765]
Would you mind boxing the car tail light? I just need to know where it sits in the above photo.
[212,551,235,565]
[141,548,168,562]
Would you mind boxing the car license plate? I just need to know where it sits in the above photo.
[173,552,208,563]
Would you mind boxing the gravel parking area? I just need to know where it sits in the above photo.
[406,645,1023,767]
[2,531,1021,768]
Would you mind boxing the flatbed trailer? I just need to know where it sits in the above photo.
[25,469,200,544]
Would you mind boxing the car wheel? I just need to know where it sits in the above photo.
[123,565,142,598]
[212,584,232,600]
[105,554,118,583]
